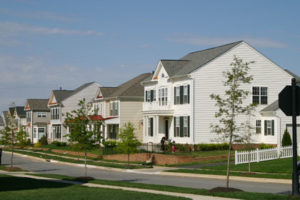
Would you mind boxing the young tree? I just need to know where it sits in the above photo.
[282,129,292,147]
[65,98,103,177]
[116,122,141,166]
[16,126,29,147]
[210,56,254,189]
[0,116,17,168]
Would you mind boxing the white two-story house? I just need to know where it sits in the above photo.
[47,82,101,142]
[142,41,299,147]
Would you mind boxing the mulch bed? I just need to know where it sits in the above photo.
[3,166,23,171]
[209,187,243,193]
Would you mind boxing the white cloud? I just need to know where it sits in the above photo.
[167,35,287,48]
[0,21,102,37]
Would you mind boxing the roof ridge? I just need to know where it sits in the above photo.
[184,40,243,56]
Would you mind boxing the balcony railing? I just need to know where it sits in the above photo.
[143,101,173,111]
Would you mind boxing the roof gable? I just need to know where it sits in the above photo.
[25,99,50,112]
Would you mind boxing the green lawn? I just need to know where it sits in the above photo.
[0,174,187,200]
[168,157,295,179]
[28,173,296,200]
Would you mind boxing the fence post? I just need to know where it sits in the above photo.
[235,150,237,165]
[277,145,281,158]
[256,148,260,163]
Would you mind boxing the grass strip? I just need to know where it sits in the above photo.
[28,173,294,200]
[167,169,291,179]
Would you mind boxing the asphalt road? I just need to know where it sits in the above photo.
[1,152,292,194]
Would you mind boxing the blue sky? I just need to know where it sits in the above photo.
[0,0,300,112]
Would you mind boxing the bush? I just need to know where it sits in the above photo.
[51,141,67,147]
[282,129,292,147]
[103,140,117,149]
[39,135,48,145]
[194,143,229,151]
[259,143,274,149]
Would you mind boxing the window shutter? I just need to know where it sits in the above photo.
[180,86,183,104]
[188,85,190,104]
[174,117,176,137]
[174,87,176,105]
[150,90,153,102]
[150,118,153,136]
[188,116,190,137]
[272,120,274,136]
[264,120,267,135]
[180,116,183,137]
[145,91,148,102]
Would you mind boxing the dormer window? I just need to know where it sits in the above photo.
[161,73,165,78]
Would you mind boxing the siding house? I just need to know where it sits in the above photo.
[91,73,152,141]
[24,99,50,143]
[142,41,298,147]
[13,106,26,132]
[47,82,101,142]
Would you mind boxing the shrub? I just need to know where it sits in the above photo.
[194,143,229,151]
[39,135,48,145]
[259,143,274,149]
[51,141,67,147]
[103,140,117,149]
[282,129,292,147]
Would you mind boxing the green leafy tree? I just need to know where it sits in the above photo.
[210,56,254,189]
[65,98,103,177]
[116,122,141,166]
[16,126,29,147]
[282,129,292,147]
[0,115,17,168]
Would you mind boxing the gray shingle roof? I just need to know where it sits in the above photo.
[260,100,279,112]
[52,90,74,103]
[26,99,50,111]
[110,73,152,97]
[100,87,117,97]
[15,106,26,118]
[161,41,243,77]
[284,69,300,83]
[0,116,4,126]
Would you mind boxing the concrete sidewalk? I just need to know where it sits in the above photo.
[0,170,237,200]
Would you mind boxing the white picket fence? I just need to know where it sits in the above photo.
[235,145,299,165]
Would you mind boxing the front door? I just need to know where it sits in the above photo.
[165,119,169,139]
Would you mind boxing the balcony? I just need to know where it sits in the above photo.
[143,101,174,114]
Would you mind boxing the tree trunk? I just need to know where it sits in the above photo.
[226,134,232,189]
[84,151,87,177]
[248,142,251,173]
[10,130,14,168]
[127,153,130,166]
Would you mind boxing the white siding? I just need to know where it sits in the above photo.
[190,42,293,144]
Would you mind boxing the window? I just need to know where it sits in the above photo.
[37,112,46,118]
[53,125,61,139]
[100,104,103,115]
[94,104,99,114]
[148,118,153,136]
[159,88,168,106]
[110,101,119,116]
[264,120,274,136]
[174,85,190,105]
[174,116,190,137]
[256,120,261,134]
[145,90,156,102]
[51,108,60,120]
[253,87,268,105]
[26,112,31,123]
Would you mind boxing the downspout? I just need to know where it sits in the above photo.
[192,77,195,144]
[31,111,33,144]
